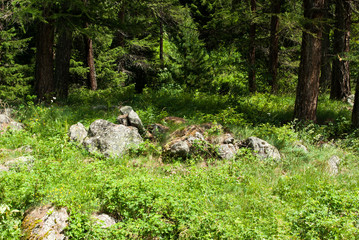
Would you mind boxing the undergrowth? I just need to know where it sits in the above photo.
[0,89,358,239]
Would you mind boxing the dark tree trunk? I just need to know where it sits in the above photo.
[111,4,126,48]
[269,0,281,93]
[294,0,325,122]
[35,9,55,100]
[330,0,351,100]
[54,26,73,98]
[319,4,332,92]
[352,79,359,127]
[248,0,257,93]
[160,21,164,68]
[84,23,97,91]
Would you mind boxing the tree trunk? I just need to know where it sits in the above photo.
[294,0,325,122]
[248,0,257,93]
[319,3,332,92]
[84,23,97,91]
[160,21,164,68]
[54,26,73,98]
[111,4,126,48]
[269,0,281,93]
[35,9,55,100]
[352,79,359,127]
[330,0,351,100]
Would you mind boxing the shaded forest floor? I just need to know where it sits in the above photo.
[1,88,359,239]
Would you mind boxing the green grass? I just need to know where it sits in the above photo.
[0,89,358,239]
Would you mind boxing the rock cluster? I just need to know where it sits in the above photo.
[68,107,283,161]
[69,106,144,158]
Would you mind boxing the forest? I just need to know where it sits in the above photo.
[2,0,359,239]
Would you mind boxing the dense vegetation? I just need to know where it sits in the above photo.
[2,0,359,238]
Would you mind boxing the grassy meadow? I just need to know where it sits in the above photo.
[1,88,359,239]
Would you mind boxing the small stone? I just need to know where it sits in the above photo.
[328,155,340,175]
[92,213,116,228]
[294,143,308,152]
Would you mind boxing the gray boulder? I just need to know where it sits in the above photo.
[22,206,69,240]
[328,155,340,175]
[92,213,117,229]
[68,123,88,143]
[84,119,143,158]
[119,106,145,134]
[244,137,281,160]
[169,140,190,158]
[218,144,237,160]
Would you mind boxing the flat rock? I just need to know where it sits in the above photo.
[68,123,88,143]
[4,156,35,171]
[244,137,281,160]
[22,206,69,240]
[84,119,143,158]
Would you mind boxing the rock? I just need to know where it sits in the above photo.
[0,165,9,172]
[294,143,308,152]
[117,114,129,126]
[169,140,190,158]
[22,206,69,240]
[163,116,187,125]
[68,123,88,143]
[164,125,212,159]
[17,145,33,153]
[218,144,237,159]
[84,119,143,158]
[244,137,281,160]
[346,94,355,106]
[119,106,145,134]
[328,155,340,175]
[4,156,35,171]
[148,123,169,138]
[0,113,24,132]
[119,106,133,115]
[92,213,116,229]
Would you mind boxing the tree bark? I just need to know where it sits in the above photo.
[352,79,359,127]
[54,26,73,98]
[319,2,332,92]
[269,0,281,93]
[330,0,351,100]
[294,0,325,122]
[84,23,97,91]
[248,0,257,93]
[35,8,55,100]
